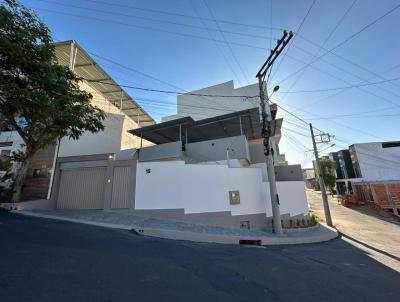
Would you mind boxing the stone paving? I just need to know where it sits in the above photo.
[26,209,271,237]
[21,209,334,243]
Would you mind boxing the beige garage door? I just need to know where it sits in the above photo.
[57,167,106,210]
[111,166,132,209]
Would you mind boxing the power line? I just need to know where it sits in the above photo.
[269,0,317,82]
[290,43,400,100]
[189,1,243,86]
[29,6,273,52]
[279,48,400,108]
[32,0,400,110]
[78,0,285,31]
[297,35,400,92]
[203,0,250,84]
[279,76,400,93]
[276,3,400,86]
[282,126,311,138]
[34,0,400,102]
[303,112,400,120]
[32,0,280,41]
[275,100,384,140]
[86,79,259,98]
[278,0,358,102]
[86,51,239,112]
[298,63,400,110]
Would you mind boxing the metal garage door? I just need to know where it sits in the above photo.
[111,166,132,209]
[57,167,106,209]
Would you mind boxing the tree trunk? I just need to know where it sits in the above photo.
[11,152,33,203]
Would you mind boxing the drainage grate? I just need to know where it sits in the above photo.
[239,239,261,246]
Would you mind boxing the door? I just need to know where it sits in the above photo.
[111,166,132,209]
[57,167,106,209]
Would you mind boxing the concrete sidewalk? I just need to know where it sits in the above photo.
[14,210,338,245]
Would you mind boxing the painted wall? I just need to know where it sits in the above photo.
[135,161,308,218]
[163,81,259,121]
[0,81,152,159]
[354,143,400,181]
[185,135,249,163]
[58,81,150,157]
[139,141,183,162]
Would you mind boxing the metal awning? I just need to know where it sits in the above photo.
[53,40,155,127]
[129,107,281,144]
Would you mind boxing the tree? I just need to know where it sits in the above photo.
[0,0,106,202]
[319,158,337,194]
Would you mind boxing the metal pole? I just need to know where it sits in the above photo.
[119,91,123,113]
[258,77,283,234]
[239,116,243,136]
[310,123,333,227]
[47,41,76,200]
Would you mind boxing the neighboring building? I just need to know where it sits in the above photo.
[326,141,400,215]
[337,149,355,179]
[0,40,154,201]
[329,152,343,179]
[349,142,400,181]
[329,150,355,195]
[302,168,317,190]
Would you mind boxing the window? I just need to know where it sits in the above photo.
[1,149,11,157]
[229,190,240,205]
[0,142,13,147]
[382,141,400,148]
[240,221,250,229]
[32,168,50,178]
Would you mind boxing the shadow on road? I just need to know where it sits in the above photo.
[339,232,400,263]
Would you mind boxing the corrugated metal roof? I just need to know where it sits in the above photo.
[128,107,280,145]
[54,40,155,127]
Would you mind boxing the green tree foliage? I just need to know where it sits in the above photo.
[319,158,337,194]
[0,0,106,201]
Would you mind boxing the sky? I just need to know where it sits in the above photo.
[15,0,400,167]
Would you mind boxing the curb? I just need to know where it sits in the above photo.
[134,225,338,245]
[14,211,338,245]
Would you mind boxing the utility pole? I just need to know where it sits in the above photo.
[256,31,293,234]
[309,123,333,227]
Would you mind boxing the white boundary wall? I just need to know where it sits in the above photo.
[354,143,400,181]
[135,161,308,217]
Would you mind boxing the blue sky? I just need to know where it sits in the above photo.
[17,0,400,166]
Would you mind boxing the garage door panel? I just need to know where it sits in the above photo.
[57,167,106,210]
[111,166,132,209]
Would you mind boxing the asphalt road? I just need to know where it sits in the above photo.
[1,211,399,302]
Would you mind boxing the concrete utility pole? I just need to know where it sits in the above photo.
[256,31,293,234]
[309,123,333,227]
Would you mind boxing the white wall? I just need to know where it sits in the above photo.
[163,81,259,121]
[135,161,308,217]
[0,131,25,154]
[58,81,151,157]
[355,143,400,181]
